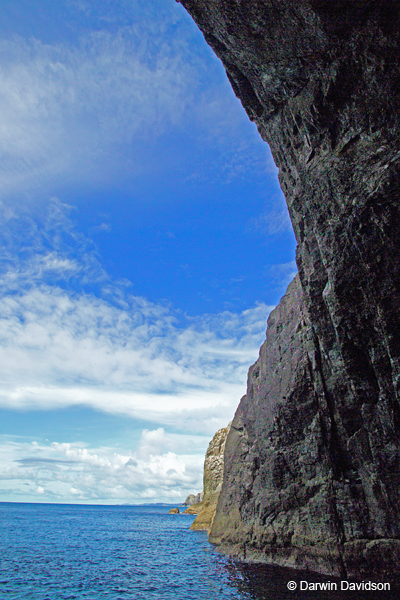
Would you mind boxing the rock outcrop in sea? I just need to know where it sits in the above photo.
[179,0,400,578]
[185,424,230,531]
[168,508,180,514]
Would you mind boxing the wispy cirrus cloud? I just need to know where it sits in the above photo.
[0,199,272,434]
[0,199,106,285]
[0,0,272,200]
[0,30,193,195]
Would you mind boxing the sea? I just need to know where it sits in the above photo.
[0,502,399,600]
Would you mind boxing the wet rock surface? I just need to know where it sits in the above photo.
[179,0,400,578]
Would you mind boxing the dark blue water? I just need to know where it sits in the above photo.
[0,502,398,600]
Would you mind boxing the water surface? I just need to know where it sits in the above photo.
[0,502,398,599]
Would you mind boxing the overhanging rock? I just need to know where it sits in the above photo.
[179,0,400,578]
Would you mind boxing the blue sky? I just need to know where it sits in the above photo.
[0,0,296,504]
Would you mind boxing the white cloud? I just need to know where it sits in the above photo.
[0,433,205,503]
[0,0,284,505]
[0,195,273,503]
[0,283,270,433]
[0,199,272,435]
[0,3,272,200]
[0,30,192,194]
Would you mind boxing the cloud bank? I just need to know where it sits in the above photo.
[0,430,206,503]
[0,197,275,502]
[0,281,270,431]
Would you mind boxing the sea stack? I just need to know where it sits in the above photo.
[179,0,400,578]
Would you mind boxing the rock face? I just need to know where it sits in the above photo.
[179,0,400,578]
[189,424,230,531]
[168,507,180,514]
[182,492,203,507]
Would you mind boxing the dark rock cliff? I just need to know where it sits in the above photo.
[178,0,400,578]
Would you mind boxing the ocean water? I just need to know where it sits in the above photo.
[0,502,398,600]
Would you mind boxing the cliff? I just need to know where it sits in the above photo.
[181,492,203,507]
[179,0,400,578]
[188,424,230,530]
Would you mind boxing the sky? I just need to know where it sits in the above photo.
[0,0,297,505]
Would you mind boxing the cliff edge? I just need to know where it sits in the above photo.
[188,423,230,530]
[179,0,400,578]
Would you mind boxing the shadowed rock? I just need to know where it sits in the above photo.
[179,0,400,578]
